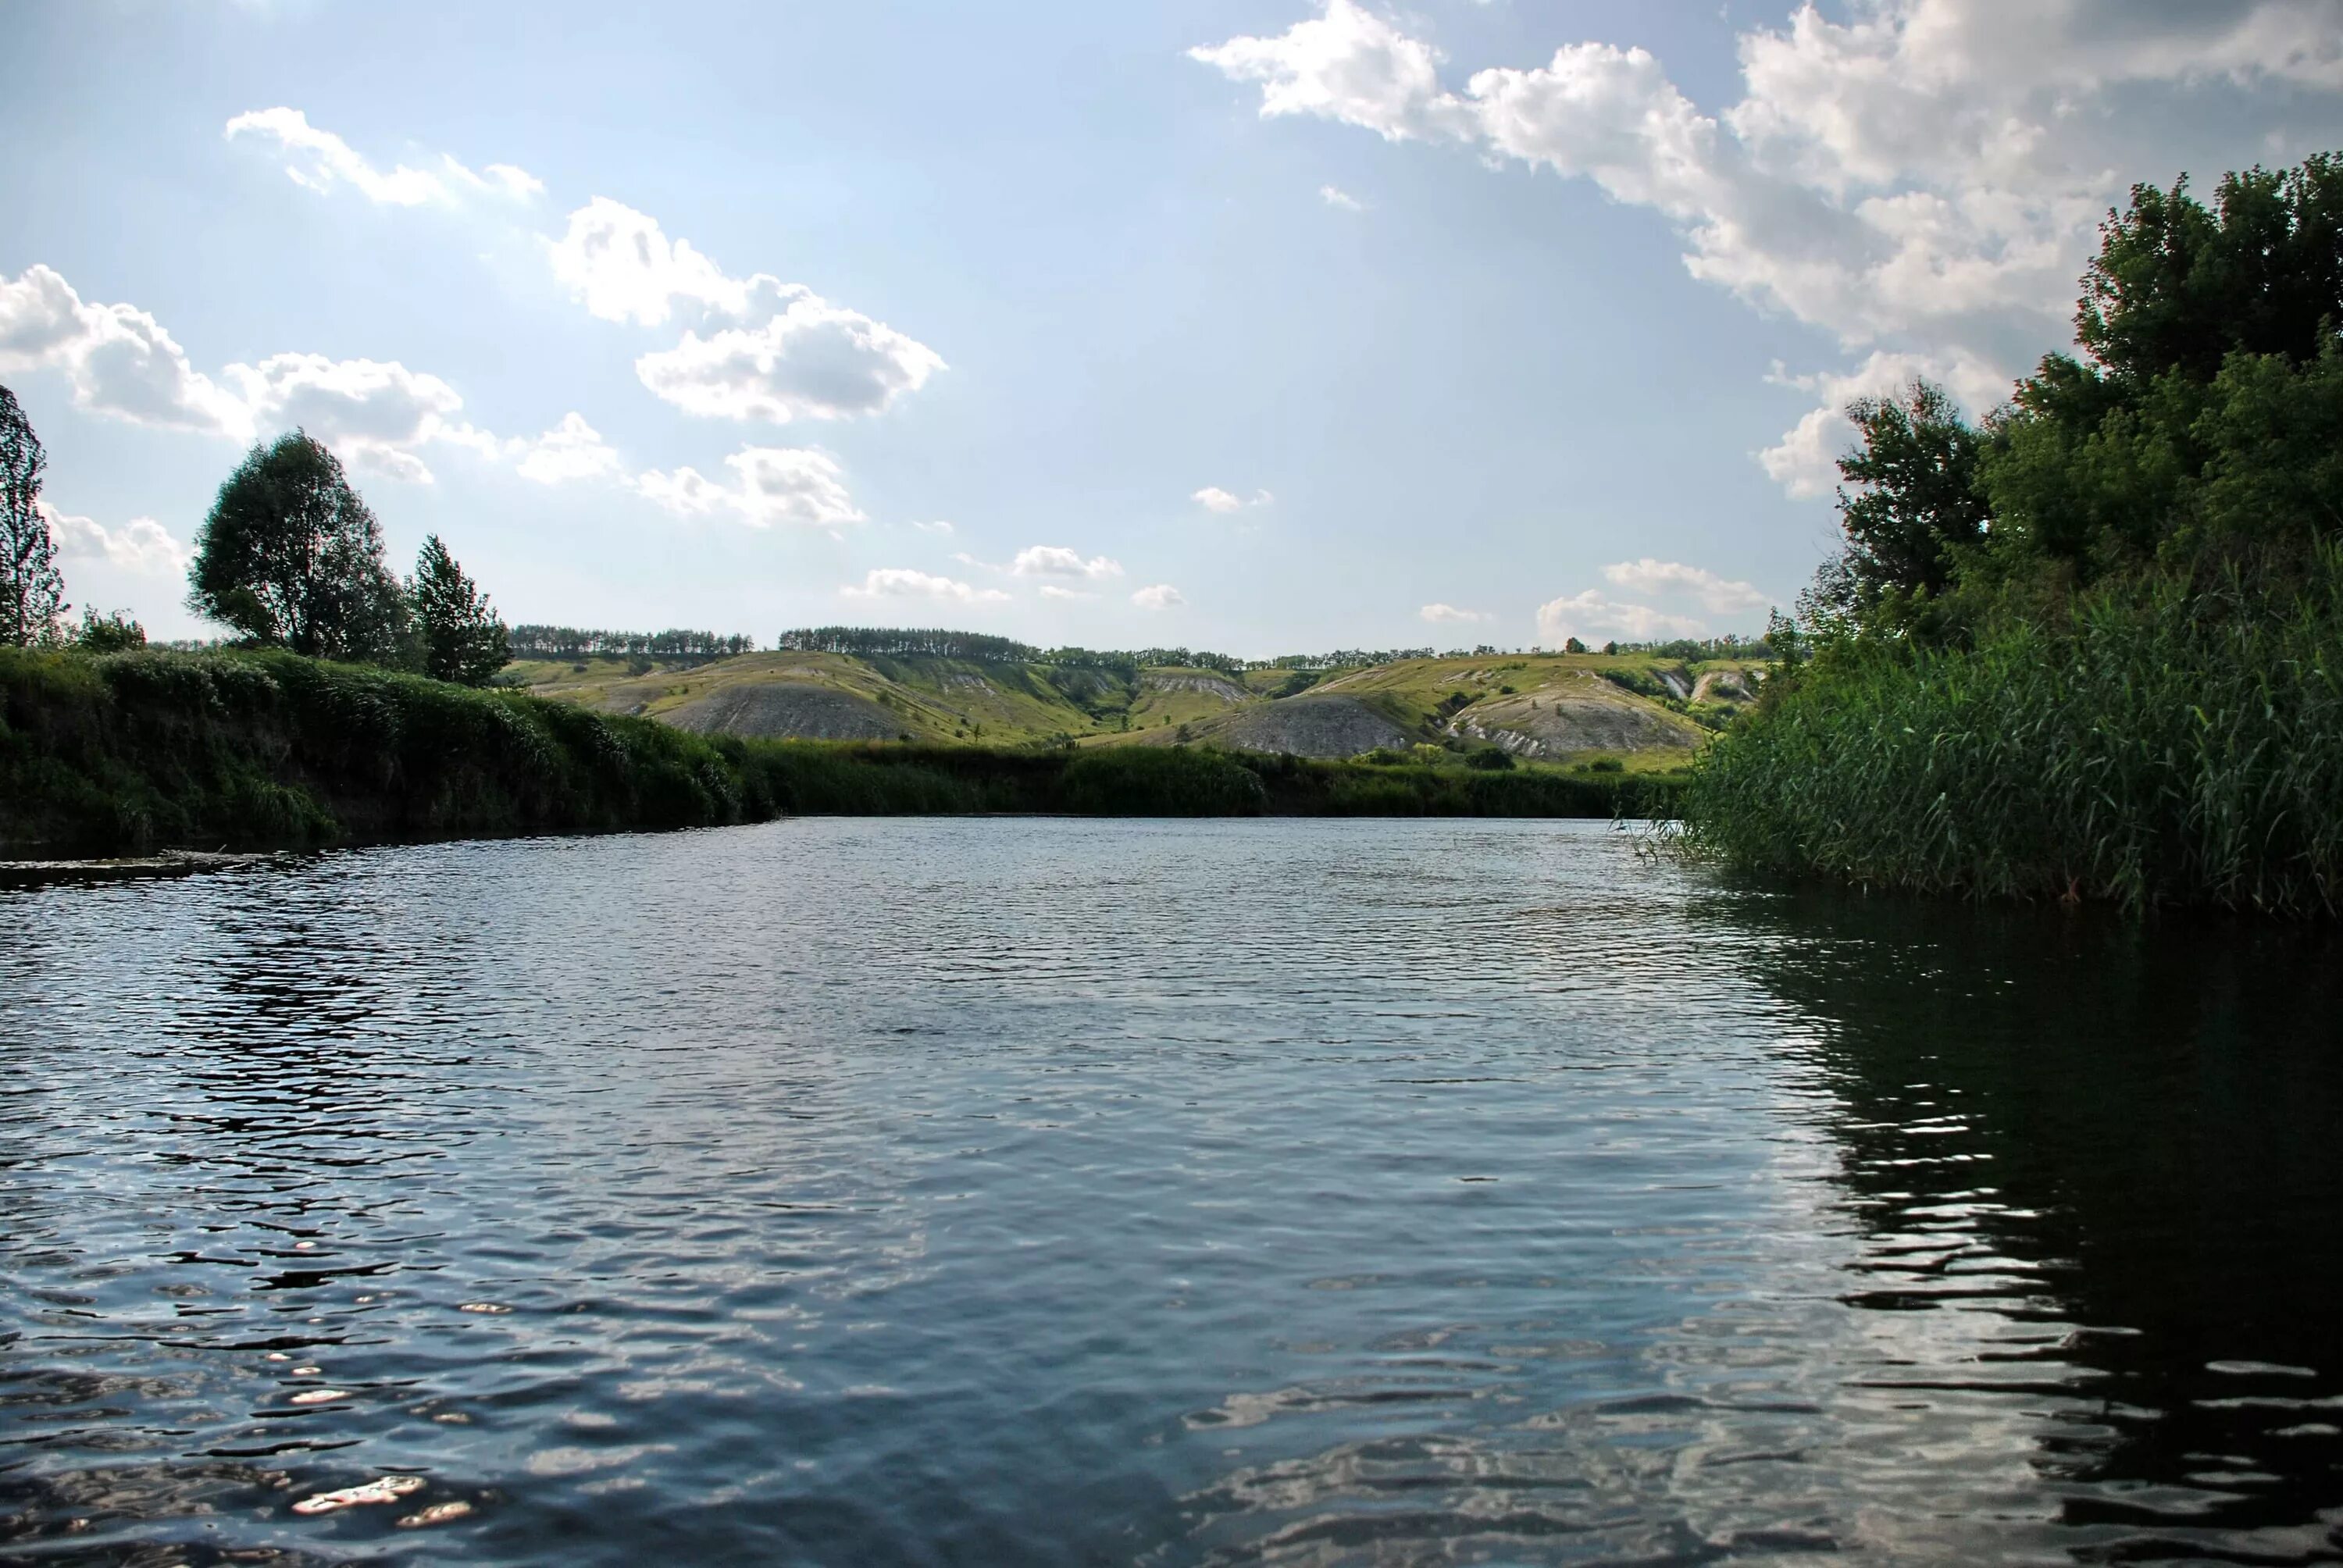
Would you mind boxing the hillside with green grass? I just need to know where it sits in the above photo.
[0,647,1683,857]
[512,646,1762,765]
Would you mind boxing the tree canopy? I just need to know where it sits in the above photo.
[1,383,65,647]
[408,534,510,686]
[187,431,406,661]
[1812,151,2343,636]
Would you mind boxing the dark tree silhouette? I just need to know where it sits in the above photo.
[408,534,510,686]
[0,383,66,647]
[187,431,405,661]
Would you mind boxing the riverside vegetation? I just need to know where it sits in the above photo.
[1685,152,2343,916]
[0,645,1678,853]
[0,391,1704,853]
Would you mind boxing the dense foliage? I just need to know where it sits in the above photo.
[72,608,146,653]
[0,647,1675,853]
[510,625,757,661]
[775,626,1042,661]
[1803,155,2343,636]
[0,383,64,647]
[408,534,511,686]
[1692,152,2343,913]
[1687,561,2343,915]
[773,625,1254,674]
[187,432,408,661]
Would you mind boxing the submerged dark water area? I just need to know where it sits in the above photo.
[2,819,2338,1565]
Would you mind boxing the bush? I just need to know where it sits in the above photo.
[74,609,146,653]
[1057,747,1267,815]
[1466,746,1515,770]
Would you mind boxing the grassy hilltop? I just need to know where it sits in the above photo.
[508,645,1758,765]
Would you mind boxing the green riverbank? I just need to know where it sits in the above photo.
[1680,568,2343,917]
[0,647,1681,855]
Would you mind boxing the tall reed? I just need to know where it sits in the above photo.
[1681,558,2343,915]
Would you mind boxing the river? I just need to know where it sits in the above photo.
[2,818,2339,1564]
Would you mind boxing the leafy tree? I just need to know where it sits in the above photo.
[2074,159,2343,390]
[1980,156,2343,586]
[1805,153,2343,638]
[1813,381,1990,625]
[1564,636,1588,654]
[408,534,510,686]
[73,608,147,652]
[1,383,66,647]
[188,431,407,661]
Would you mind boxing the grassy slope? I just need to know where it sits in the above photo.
[515,649,1756,760]
[1,648,1682,856]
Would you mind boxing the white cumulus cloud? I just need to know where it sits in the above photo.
[1131,584,1186,610]
[634,283,945,424]
[1038,584,1095,601]
[1,264,249,436]
[1320,184,1366,211]
[1419,602,1486,623]
[510,412,621,485]
[41,503,190,575]
[1535,590,1703,646]
[1011,545,1124,581]
[1191,485,1273,512]
[224,107,540,205]
[1189,0,1460,141]
[548,196,750,326]
[1193,0,2343,496]
[0,264,505,481]
[840,568,1009,604]
[637,445,864,529]
[1600,558,1767,615]
[223,353,468,482]
[549,198,945,426]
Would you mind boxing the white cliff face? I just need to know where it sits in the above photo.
[1208,696,1415,757]
[1446,693,1703,759]
[1142,672,1249,704]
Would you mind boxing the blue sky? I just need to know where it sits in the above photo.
[5,2,2341,654]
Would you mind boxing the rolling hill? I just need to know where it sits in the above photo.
[505,647,1761,763]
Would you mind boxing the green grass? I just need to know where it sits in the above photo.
[1,648,1681,854]
[513,646,1746,756]
[1679,562,2343,916]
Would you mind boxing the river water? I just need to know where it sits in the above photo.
[2,818,2339,1566]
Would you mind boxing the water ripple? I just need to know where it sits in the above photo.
[2,818,2339,1564]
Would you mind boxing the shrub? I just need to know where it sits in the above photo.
[1057,747,1267,816]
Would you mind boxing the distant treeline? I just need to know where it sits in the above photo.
[1621,635,1777,662]
[776,626,1045,661]
[502,622,1779,675]
[511,625,758,661]
[766,626,1772,674]
[773,625,1250,672]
